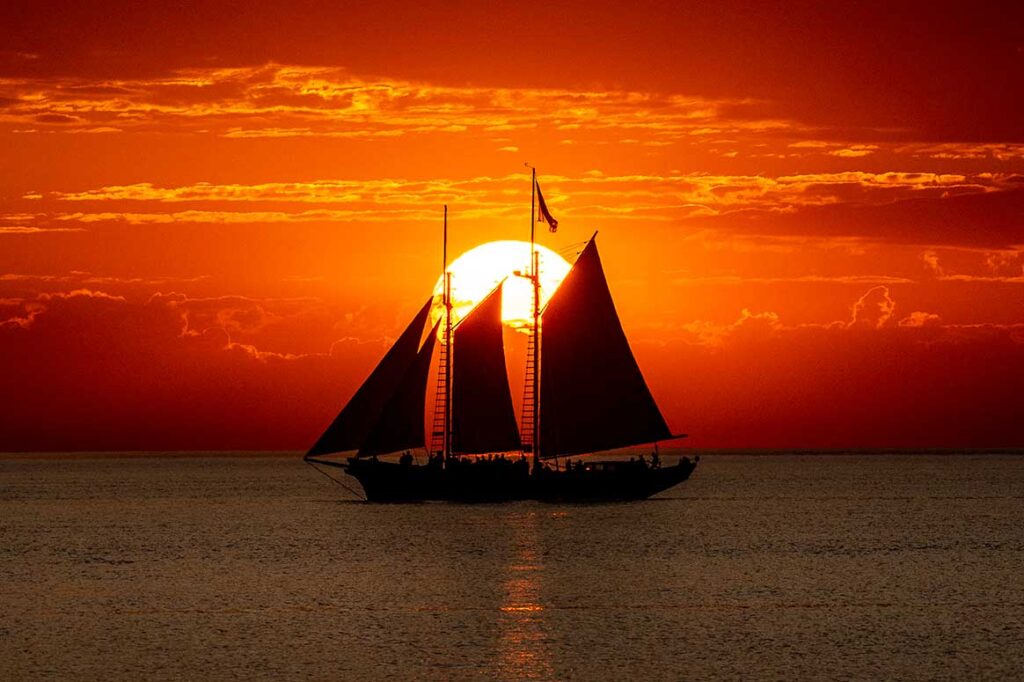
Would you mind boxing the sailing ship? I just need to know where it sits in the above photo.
[305,171,698,502]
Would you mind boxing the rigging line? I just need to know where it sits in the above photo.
[555,240,589,256]
[304,459,366,501]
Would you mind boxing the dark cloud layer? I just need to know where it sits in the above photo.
[3,1,1022,141]
[0,290,391,451]
[2,287,1021,451]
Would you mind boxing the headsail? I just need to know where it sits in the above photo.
[452,283,521,454]
[306,299,432,457]
[539,237,672,457]
[358,320,440,457]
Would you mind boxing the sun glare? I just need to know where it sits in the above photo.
[430,241,573,334]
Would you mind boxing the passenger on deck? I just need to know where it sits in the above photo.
[399,451,413,467]
[651,451,661,469]
[638,454,648,469]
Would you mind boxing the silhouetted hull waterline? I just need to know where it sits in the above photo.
[310,456,699,503]
[534,459,698,502]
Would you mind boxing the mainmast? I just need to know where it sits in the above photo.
[529,166,541,470]
[443,205,453,464]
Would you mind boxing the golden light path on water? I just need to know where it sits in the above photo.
[430,240,573,335]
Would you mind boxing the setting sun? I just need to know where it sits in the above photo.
[430,240,573,333]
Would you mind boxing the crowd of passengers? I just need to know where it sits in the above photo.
[393,450,672,472]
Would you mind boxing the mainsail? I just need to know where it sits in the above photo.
[451,283,521,454]
[358,320,440,457]
[539,238,672,457]
[306,299,432,457]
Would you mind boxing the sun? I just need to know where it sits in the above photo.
[430,241,572,334]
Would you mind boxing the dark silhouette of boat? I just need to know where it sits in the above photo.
[305,171,697,502]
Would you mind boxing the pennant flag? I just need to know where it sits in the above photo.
[535,180,559,232]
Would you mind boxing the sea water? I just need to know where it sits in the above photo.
[2,453,1023,680]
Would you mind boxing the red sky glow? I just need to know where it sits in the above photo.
[2,1,1022,451]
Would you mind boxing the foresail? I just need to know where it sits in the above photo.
[452,283,521,454]
[539,238,672,457]
[306,298,432,457]
[358,320,440,457]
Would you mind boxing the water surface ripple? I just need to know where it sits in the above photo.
[2,453,1023,680]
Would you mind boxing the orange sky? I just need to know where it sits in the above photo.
[1,1,1022,451]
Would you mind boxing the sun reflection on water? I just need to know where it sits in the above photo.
[495,511,554,680]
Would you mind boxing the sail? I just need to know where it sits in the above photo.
[539,238,672,457]
[452,283,521,454]
[358,321,440,457]
[306,299,432,457]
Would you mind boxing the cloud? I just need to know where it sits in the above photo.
[638,284,1024,448]
[899,143,1024,161]
[0,65,774,143]
[0,272,211,303]
[679,308,784,348]
[646,318,1024,448]
[0,226,86,234]
[672,274,915,286]
[937,274,1024,284]
[52,209,457,224]
[921,250,943,276]
[899,311,942,328]
[984,250,1024,277]
[849,286,896,328]
[3,282,1022,451]
[829,145,878,158]
[7,63,1016,164]
[693,187,1024,248]
[679,285,910,348]
[34,171,1022,239]
[0,288,414,450]
[33,113,78,124]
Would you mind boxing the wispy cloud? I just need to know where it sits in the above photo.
[898,143,1024,161]
[51,209,467,224]
[33,171,1020,227]
[0,65,777,143]
[0,225,85,234]
[672,274,916,286]
[938,274,1024,283]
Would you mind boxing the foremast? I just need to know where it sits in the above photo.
[429,205,454,464]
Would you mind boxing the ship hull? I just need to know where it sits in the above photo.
[342,457,698,503]
[534,459,697,502]
[342,459,443,503]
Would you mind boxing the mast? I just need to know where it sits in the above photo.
[529,166,541,470]
[443,205,453,465]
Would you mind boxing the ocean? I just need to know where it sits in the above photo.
[2,452,1023,680]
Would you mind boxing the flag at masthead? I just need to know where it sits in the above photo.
[535,179,559,232]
